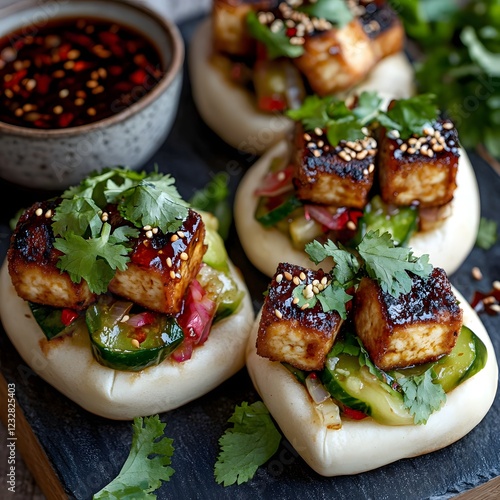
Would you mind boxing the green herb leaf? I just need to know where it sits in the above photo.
[357,231,433,297]
[399,369,446,425]
[52,197,103,237]
[377,94,439,139]
[352,91,384,123]
[286,95,336,130]
[247,11,304,60]
[316,285,352,320]
[93,415,175,499]
[299,0,353,27]
[461,26,500,78]
[214,401,281,486]
[476,217,498,250]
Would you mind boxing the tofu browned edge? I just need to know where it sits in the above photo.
[8,200,207,315]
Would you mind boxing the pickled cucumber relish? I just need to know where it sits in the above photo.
[0,17,164,129]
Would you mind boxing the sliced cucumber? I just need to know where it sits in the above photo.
[255,194,303,228]
[321,354,414,426]
[289,214,323,249]
[29,302,85,340]
[456,327,488,386]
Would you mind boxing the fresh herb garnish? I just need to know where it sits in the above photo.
[298,0,353,27]
[292,230,432,318]
[476,217,498,250]
[51,167,190,294]
[214,401,282,486]
[93,415,175,499]
[399,369,446,425]
[287,92,439,144]
[246,11,304,60]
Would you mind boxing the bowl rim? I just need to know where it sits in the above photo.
[0,0,185,138]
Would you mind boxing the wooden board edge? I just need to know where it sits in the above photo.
[455,476,500,500]
[0,372,68,500]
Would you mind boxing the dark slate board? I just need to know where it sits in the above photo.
[0,15,499,500]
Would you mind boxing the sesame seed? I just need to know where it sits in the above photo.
[75,98,85,106]
[321,276,328,285]
[170,270,176,279]
[313,150,321,157]
[442,122,454,130]
[472,267,483,281]
[314,127,323,136]
[53,105,63,115]
[317,140,324,148]
[301,303,310,310]
[347,221,357,231]
[86,80,98,88]
[143,225,152,230]
[313,286,320,295]
[299,272,306,281]
[426,149,434,158]
[67,49,80,60]
[307,142,316,149]
[276,273,283,283]
[483,296,496,305]
[312,279,319,286]
[304,133,311,141]
[407,147,416,155]
[14,108,23,117]
[432,144,444,153]
[59,88,69,98]
[63,61,75,70]
[44,209,52,218]
[177,231,185,238]
[26,79,36,91]
[146,230,153,238]
[400,143,408,152]
[121,315,130,322]
[408,138,417,145]
[180,252,189,261]
[152,227,158,234]
[171,234,179,242]
[131,339,140,348]
[363,169,369,176]
[490,304,500,313]
[493,281,500,290]
[284,271,293,281]
[357,150,368,160]
[87,107,96,116]
[166,257,172,267]
[293,276,300,285]
[387,130,400,139]
[339,151,351,162]
[292,297,300,305]
[274,309,283,319]
[35,208,43,216]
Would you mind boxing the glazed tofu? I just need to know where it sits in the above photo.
[212,0,277,56]
[109,209,207,315]
[8,200,96,311]
[353,269,463,371]
[292,125,377,209]
[257,263,343,371]
[378,120,460,208]
[294,19,376,96]
[357,0,404,60]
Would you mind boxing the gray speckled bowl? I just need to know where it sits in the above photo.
[0,0,184,190]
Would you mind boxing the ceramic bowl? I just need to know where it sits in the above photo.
[0,0,184,190]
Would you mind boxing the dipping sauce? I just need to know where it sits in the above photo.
[0,17,164,129]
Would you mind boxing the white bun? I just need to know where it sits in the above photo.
[189,17,415,155]
[246,288,498,476]
[0,260,255,420]
[234,139,480,277]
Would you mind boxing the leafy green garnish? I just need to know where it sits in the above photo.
[399,369,447,425]
[50,167,190,294]
[298,0,353,27]
[294,231,433,318]
[476,217,498,250]
[93,415,175,499]
[246,11,304,60]
[214,401,281,486]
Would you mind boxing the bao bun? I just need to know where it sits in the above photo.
[246,287,498,476]
[234,139,480,277]
[189,18,415,156]
[0,260,254,420]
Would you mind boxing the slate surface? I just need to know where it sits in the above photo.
[0,15,499,500]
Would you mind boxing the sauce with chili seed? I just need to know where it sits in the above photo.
[0,17,164,129]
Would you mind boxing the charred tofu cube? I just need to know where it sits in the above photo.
[378,120,460,208]
[8,200,96,310]
[353,269,463,371]
[109,209,207,315]
[212,0,277,56]
[257,263,343,371]
[357,0,404,60]
[293,125,377,209]
[294,19,376,96]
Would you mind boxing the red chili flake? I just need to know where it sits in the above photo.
[99,31,120,46]
[58,112,74,128]
[342,406,367,420]
[286,27,297,37]
[308,372,318,379]
[57,43,72,60]
[130,69,147,85]
[34,119,50,128]
[4,69,27,89]
[109,44,125,58]
[109,65,123,76]
[126,41,138,54]
[73,60,92,72]
[35,74,51,94]
[114,81,134,93]
[65,33,93,49]
[134,330,148,344]
[471,286,500,315]
[61,308,79,326]
[258,95,287,112]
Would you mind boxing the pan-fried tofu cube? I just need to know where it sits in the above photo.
[378,120,460,208]
[109,209,207,315]
[8,200,96,310]
[212,0,277,56]
[357,0,404,60]
[353,269,463,371]
[292,125,377,209]
[257,263,343,371]
[294,19,376,96]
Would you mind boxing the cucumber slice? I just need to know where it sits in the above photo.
[321,354,414,426]
[289,215,323,249]
[203,226,230,273]
[458,327,488,386]
[255,194,303,228]
[29,302,85,340]
[86,298,184,371]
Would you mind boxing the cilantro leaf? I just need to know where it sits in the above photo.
[51,197,103,237]
[399,369,446,424]
[476,217,498,250]
[118,173,189,233]
[286,95,336,130]
[299,0,353,27]
[461,26,500,78]
[326,117,365,145]
[215,401,281,486]
[54,223,134,294]
[247,11,304,59]
[357,231,433,297]
[316,285,352,320]
[377,94,439,139]
[93,415,174,499]
[352,91,384,123]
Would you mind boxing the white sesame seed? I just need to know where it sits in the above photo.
[493,281,500,290]
[166,257,172,267]
[170,270,176,279]
[490,304,500,313]
[180,252,189,261]
[35,208,43,216]
[314,127,323,136]
[274,309,283,319]
[143,225,152,230]
[284,271,293,281]
[347,221,356,231]
[171,234,179,242]
[276,274,283,283]
[293,297,300,305]
[293,276,300,285]
[146,230,153,239]
[44,209,52,218]
[131,339,140,348]
[299,272,306,281]
[472,267,483,281]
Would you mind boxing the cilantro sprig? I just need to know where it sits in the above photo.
[475,217,498,250]
[93,415,175,499]
[51,167,190,294]
[214,401,281,486]
[292,230,433,318]
[287,92,440,144]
